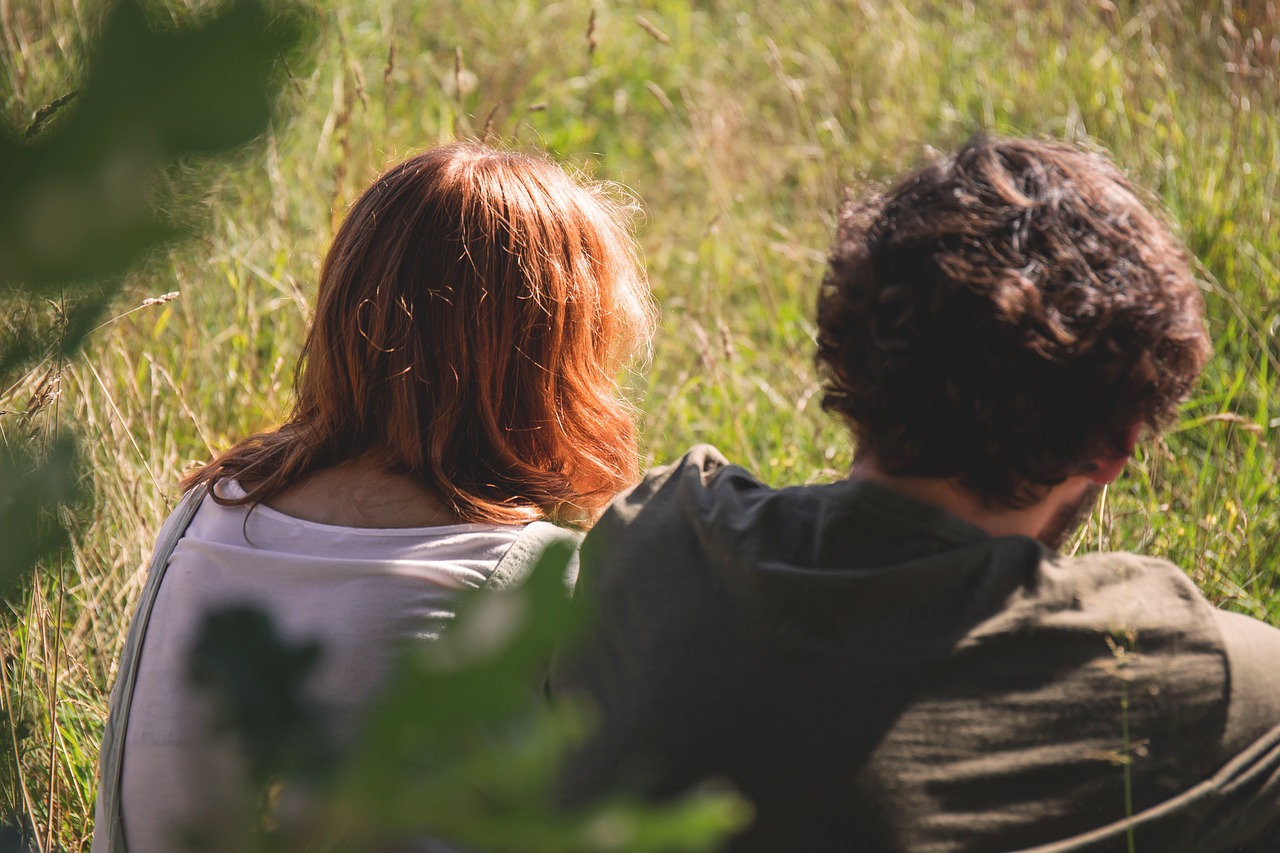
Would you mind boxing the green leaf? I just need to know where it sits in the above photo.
[291,544,751,851]
[0,0,315,293]
[0,437,80,598]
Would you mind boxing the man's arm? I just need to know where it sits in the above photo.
[1210,608,1280,852]
[1216,609,1280,758]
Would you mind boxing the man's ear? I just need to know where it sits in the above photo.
[1084,421,1143,485]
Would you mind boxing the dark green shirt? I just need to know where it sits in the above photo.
[554,446,1280,852]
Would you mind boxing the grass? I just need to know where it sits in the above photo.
[2,0,1278,848]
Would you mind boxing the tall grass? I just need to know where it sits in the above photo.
[2,0,1277,848]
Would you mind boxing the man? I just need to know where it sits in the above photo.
[554,137,1280,852]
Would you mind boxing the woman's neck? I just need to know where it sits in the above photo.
[259,456,464,528]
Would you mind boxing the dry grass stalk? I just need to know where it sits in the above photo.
[383,35,396,116]
[635,15,670,45]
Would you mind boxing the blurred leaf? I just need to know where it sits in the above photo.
[0,0,314,293]
[301,543,750,851]
[0,437,80,597]
[344,541,585,793]
[188,606,331,784]
[0,826,33,853]
[0,288,118,396]
[0,314,41,391]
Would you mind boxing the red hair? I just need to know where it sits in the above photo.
[184,143,654,525]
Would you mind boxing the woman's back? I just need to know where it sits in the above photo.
[112,480,532,851]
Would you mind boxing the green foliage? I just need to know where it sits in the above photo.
[190,545,748,852]
[333,544,746,852]
[0,0,311,295]
[0,439,79,598]
[188,607,330,785]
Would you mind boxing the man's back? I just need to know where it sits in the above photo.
[554,447,1280,852]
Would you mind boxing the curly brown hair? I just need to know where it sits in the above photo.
[816,136,1210,508]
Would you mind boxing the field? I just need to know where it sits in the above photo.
[2,0,1278,849]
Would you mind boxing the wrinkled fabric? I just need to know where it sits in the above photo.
[93,487,580,853]
[554,446,1280,852]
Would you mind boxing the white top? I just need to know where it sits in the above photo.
[117,484,527,852]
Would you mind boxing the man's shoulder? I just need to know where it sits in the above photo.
[591,444,774,544]
[580,445,835,604]
[1025,549,1225,649]
[961,549,1236,729]
[608,444,753,515]
[1214,607,1280,756]
[1039,549,1210,611]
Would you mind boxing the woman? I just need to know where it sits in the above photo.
[92,142,655,853]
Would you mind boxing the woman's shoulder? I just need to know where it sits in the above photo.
[485,521,583,592]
